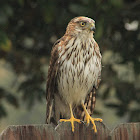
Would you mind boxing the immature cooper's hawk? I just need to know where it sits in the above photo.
[46,16,102,132]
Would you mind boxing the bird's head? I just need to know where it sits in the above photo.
[65,16,96,37]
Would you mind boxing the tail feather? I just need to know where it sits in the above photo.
[46,98,57,125]
[75,88,96,121]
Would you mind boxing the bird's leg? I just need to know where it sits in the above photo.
[59,104,81,132]
[82,103,103,133]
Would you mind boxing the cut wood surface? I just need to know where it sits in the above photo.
[0,122,140,140]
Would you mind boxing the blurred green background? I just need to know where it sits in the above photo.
[0,0,140,132]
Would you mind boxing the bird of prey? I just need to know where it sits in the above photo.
[46,16,102,132]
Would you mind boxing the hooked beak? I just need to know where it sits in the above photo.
[90,23,96,32]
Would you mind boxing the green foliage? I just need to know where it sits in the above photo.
[0,88,18,118]
[0,0,139,122]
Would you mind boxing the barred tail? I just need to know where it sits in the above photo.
[75,88,96,121]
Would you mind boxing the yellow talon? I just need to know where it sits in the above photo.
[85,115,102,132]
[59,104,81,132]
[60,116,81,132]
[82,103,103,133]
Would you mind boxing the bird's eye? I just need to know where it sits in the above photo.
[80,22,86,26]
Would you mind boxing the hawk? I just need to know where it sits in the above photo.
[46,16,102,132]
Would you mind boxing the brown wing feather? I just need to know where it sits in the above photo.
[46,35,73,124]
[46,39,61,124]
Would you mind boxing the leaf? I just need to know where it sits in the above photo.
[0,32,12,52]
[109,0,123,8]
[0,104,7,118]
[69,4,89,15]
[0,88,5,99]
[5,94,19,108]
[105,103,120,108]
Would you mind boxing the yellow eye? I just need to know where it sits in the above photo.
[80,22,86,26]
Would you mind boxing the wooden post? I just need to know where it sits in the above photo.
[110,123,140,140]
[56,122,110,140]
[0,122,140,140]
[0,124,59,140]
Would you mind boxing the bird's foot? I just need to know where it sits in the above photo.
[59,117,81,132]
[85,114,103,133]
